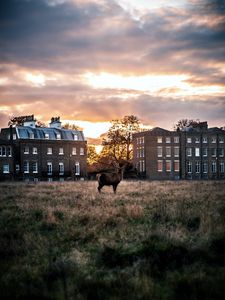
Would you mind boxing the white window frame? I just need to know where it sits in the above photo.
[3,164,9,174]
[47,147,52,155]
[75,162,80,175]
[195,137,200,143]
[195,148,200,157]
[203,136,208,143]
[166,137,171,143]
[187,161,192,173]
[157,146,163,157]
[203,148,207,157]
[33,147,38,154]
[211,137,217,144]
[72,147,77,155]
[24,146,29,154]
[166,160,171,172]
[166,146,171,157]
[195,161,200,173]
[139,160,145,172]
[186,148,192,157]
[24,161,29,173]
[174,136,179,143]
[187,137,192,143]
[29,132,34,139]
[80,147,84,155]
[174,147,179,157]
[219,148,224,157]
[211,148,216,157]
[45,133,49,139]
[157,160,163,172]
[0,147,2,156]
[211,161,217,173]
[56,133,61,140]
[16,164,20,172]
[73,134,78,141]
[59,162,64,175]
[219,137,224,144]
[32,162,38,173]
[13,134,17,140]
[203,162,208,174]
[219,162,224,173]
[7,147,12,157]
[174,160,180,172]
[47,162,52,175]
[157,137,162,143]
[59,148,64,155]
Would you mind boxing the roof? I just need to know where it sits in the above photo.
[15,126,86,141]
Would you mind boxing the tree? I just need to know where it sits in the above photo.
[173,119,200,131]
[87,145,99,165]
[62,123,81,131]
[102,115,140,161]
[8,115,46,127]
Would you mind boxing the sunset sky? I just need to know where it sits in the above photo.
[0,0,225,138]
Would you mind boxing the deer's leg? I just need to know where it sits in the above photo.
[113,183,118,194]
[98,184,103,193]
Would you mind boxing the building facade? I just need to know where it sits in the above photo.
[133,122,225,180]
[0,116,87,181]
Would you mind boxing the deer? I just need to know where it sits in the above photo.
[97,161,126,194]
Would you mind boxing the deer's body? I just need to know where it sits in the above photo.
[97,164,124,193]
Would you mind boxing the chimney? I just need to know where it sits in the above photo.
[23,115,36,127]
[49,116,62,129]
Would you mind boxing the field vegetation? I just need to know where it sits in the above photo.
[0,180,225,300]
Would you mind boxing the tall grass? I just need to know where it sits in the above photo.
[0,180,225,299]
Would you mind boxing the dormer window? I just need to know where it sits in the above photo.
[24,147,29,154]
[56,133,61,140]
[29,132,34,139]
[73,134,78,141]
[45,133,49,139]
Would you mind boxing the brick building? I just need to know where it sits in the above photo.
[0,116,87,181]
[133,122,225,180]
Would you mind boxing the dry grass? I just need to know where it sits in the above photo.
[0,180,225,300]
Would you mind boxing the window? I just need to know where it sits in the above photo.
[59,162,64,175]
[211,136,216,143]
[195,137,200,143]
[202,148,207,157]
[166,161,171,172]
[140,147,145,158]
[195,148,200,157]
[219,136,224,143]
[16,164,20,172]
[211,148,216,157]
[220,162,224,173]
[47,162,52,175]
[174,147,179,157]
[157,137,162,143]
[139,160,145,172]
[186,148,192,157]
[187,161,192,173]
[174,160,180,172]
[157,146,162,157]
[211,161,217,173]
[32,162,38,173]
[157,160,163,172]
[80,147,84,155]
[187,137,192,143]
[0,147,2,156]
[166,137,171,143]
[7,147,12,157]
[47,147,52,155]
[33,147,38,154]
[219,148,224,157]
[166,147,171,157]
[24,146,29,154]
[3,164,9,174]
[75,162,80,175]
[174,136,179,143]
[24,161,29,173]
[59,148,64,155]
[72,147,77,155]
[29,132,34,139]
[203,162,208,173]
[56,133,61,140]
[2,146,6,156]
[13,134,17,140]
[203,136,208,143]
[195,161,200,173]
[45,133,49,139]
[73,134,78,141]
[140,137,145,144]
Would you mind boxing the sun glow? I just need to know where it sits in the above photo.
[25,73,46,87]
[84,72,189,92]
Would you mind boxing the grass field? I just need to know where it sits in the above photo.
[0,180,225,300]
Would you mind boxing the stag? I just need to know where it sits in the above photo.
[97,162,125,194]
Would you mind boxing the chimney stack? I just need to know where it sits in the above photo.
[49,116,62,129]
